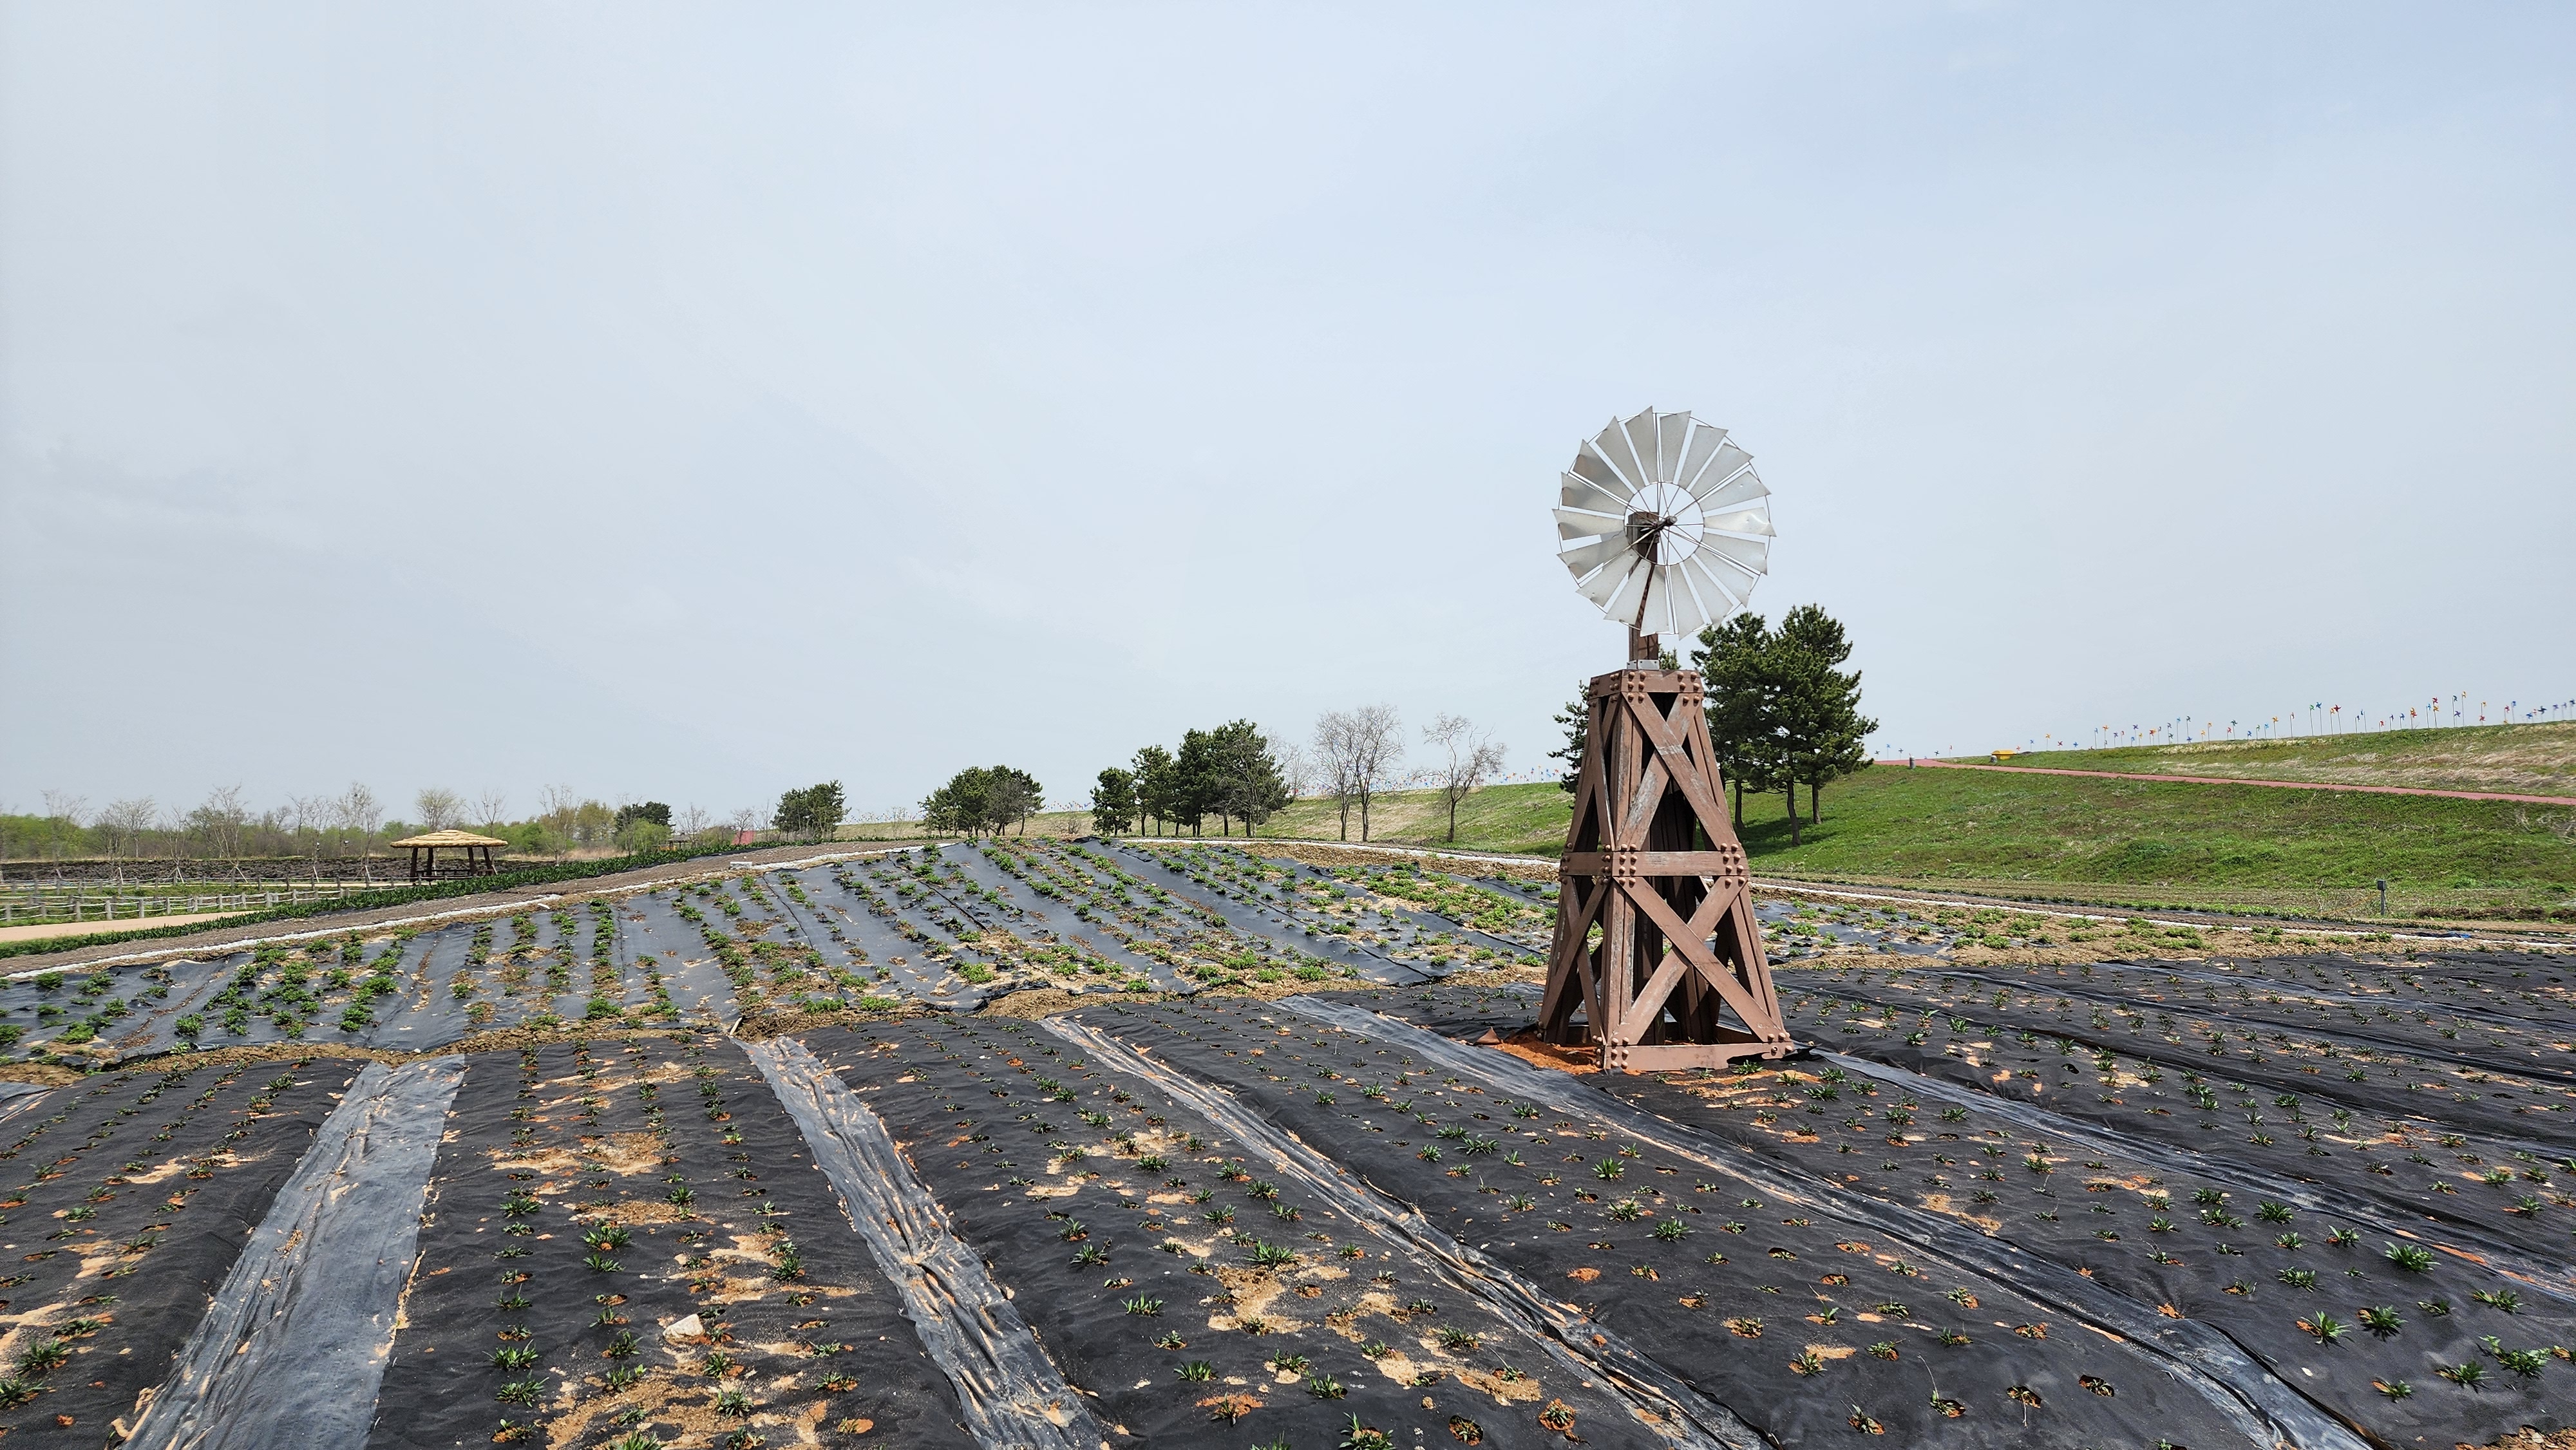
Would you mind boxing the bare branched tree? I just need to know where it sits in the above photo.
[338,782,383,884]
[540,784,580,856]
[676,804,712,840]
[1273,742,1314,802]
[1423,714,1507,843]
[284,795,329,881]
[98,798,157,885]
[476,789,509,830]
[192,786,253,881]
[36,793,86,876]
[158,801,190,880]
[1312,711,1360,841]
[1316,705,1405,843]
[727,806,762,838]
[415,787,465,832]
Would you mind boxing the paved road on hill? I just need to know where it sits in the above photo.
[1890,757,2576,807]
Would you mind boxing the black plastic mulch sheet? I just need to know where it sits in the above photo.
[614,890,748,1024]
[1847,956,2576,1089]
[1755,899,1952,959]
[998,846,1226,970]
[1785,963,2576,1155]
[1074,995,2291,1450]
[809,867,989,1011]
[1787,993,2576,1283]
[0,1058,365,1445]
[126,1058,465,1449]
[1589,1026,2572,1449]
[91,956,239,1059]
[1144,845,1515,958]
[2076,954,2573,1042]
[793,1020,1660,1449]
[1324,977,2576,1447]
[935,846,1193,992]
[747,869,882,992]
[1321,983,1545,1043]
[365,1034,967,1450]
[1101,845,1427,984]
[746,1035,1103,1449]
[26,913,639,1064]
[349,927,491,1051]
[1132,847,1443,963]
[1177,847,1539,963]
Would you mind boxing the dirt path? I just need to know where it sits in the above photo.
[1902,757,2576,806]
[0,910,249,945]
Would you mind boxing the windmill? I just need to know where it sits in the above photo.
[1539,408,1795,1072]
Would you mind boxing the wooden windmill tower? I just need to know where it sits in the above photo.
[1537,409,1795,1073]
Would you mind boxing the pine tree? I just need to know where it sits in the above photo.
[1090,767,1137,837]
[1548,693,1589,793]
[1172,729,1220,836]
[1772,605,1877,831]
[1206,720,1291,835]
[1132,746,1177,836]
[1692,614,1779,829]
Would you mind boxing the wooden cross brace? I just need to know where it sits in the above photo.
[1538,666,1793,1073]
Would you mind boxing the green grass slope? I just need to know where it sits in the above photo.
[1750,764,2575,908]
[1249,769,2576,921]
[1254,782,1575,856]
[1992,719,2576,797]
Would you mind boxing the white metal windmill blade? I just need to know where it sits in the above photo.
[1554,408,1773,659]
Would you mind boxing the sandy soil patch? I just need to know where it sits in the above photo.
[0,912,245,945]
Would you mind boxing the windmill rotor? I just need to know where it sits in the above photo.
[1554,408,1772,645]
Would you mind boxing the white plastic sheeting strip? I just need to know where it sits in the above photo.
[125,1057,466,1450]
[1043,1018,1762,1450]
[744,1036,1103,1450]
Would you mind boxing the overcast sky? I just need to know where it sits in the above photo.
[5,5,2570,824]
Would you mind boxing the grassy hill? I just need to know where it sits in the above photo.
[1743,762,2576,920]
[1991,719,2576,797]
[1254,784,1577,856]
[1244,768,2576,923]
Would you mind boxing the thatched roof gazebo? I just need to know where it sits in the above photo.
[392,830,507,882]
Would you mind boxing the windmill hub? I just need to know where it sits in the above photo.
[1557,408,1773,648]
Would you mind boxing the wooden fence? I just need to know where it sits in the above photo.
[1,881,374,927]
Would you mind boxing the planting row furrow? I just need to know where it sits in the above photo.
[1309,983,2576,1449]
[1785,983,2576,1265]
[1144,992,2310,1449]
[365,1034,969,1450]
[794,1017,1652,1448]
[1794,963,2576,1153]
[744,1036,1103,1449]
[1882,957,2576,1086]
[1043,1016,1759,1450]
[1812,1045,2576,1297]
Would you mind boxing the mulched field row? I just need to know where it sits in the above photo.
[0,838,2563,1450]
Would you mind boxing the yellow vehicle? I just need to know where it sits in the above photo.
[1988,748,2021,762]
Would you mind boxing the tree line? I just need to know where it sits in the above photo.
[1553,603,1875,846]
[1088,720,1293,838]
[1081,708,1506,845]
[919,767,1043,838]
[0,777,879,883]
